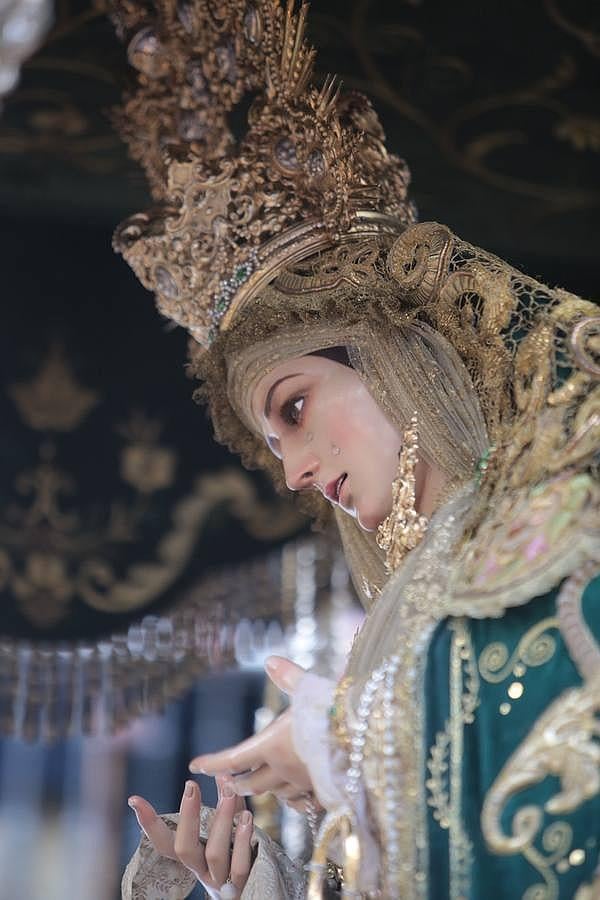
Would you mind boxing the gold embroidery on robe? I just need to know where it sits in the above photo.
[478,617,559,687]
[481,565,600,898]
[450,473,600,619]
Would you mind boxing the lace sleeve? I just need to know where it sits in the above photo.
[290,673,346,809]
[121,808,307,900]
[120,813,198,900]
[290,672,381,892]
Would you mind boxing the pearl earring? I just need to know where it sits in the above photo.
[331,444,341,456]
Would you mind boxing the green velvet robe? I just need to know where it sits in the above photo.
[425,575,600,899]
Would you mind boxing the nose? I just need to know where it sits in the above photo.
[283,447,320,492]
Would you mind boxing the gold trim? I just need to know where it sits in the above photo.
[425,619,479,899]
[557,560,600,680]
[449,619,477,900]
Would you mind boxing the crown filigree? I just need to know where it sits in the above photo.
[110,0,416,347]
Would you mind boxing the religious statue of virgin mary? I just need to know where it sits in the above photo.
[110,1,600,897]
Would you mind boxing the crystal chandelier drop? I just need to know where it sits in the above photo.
[0,0,53,100]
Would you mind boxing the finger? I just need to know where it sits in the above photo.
[264,656,306,694]
[286,797,307,813]
[189,722,276,775]
[232,765,283,797]
[229,810,253,890]
[128,796,177,859]
[173,781,209,880]
[205,776,236,885]
[274,784,307,801]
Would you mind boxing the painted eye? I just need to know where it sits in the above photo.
[281,396,304,426]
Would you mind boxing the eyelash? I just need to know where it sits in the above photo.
[280,395,305,426]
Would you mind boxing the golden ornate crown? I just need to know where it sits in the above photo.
[110,0,416,347]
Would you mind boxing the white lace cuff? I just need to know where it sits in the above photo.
[290,672,345,810]
[290,672,381,893]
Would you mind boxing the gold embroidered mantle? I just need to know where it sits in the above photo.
[326,471,600,899]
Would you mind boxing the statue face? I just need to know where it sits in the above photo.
[251,354,426,532]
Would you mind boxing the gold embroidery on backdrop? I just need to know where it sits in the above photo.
[481,566,600,897]
[9,344,99,431]
[2,347,304,626]
[545,0,600,60]
[349,2,600,211]
[3,466,304,625]
[117,412,177,495]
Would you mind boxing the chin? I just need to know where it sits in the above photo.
[355,495,393,532]
[356,507,386,533]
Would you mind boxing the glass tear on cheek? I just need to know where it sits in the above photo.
[305,431,314,444]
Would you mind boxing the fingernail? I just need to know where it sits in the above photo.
[127,797,137,809]
[185,781,194,798]
[240,810,252,828]
[264,656,278,675]
[217,778,235,800]
[188,762,205,775]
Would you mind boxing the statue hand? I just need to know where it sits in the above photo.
[128,776,252,899]
[189,656,315,806]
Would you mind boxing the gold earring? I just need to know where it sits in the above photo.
[376,413,429,574]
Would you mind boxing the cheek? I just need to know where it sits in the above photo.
[324,383,371,441]
[337,386,400,458]
[337,388,401,519]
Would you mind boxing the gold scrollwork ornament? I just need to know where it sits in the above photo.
[481,672,600,854]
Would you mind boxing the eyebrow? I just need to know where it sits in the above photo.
[264,373,301,419]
